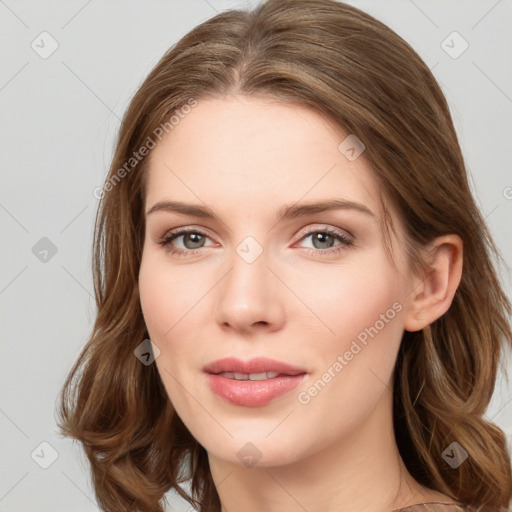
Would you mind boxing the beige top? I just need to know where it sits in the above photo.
[391,503,468,512]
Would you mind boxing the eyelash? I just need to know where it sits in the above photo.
[158,226,354,257]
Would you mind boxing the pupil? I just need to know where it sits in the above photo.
[186,233,204,249]
[314,233,333,249]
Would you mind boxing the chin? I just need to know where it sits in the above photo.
[204,435,307,469]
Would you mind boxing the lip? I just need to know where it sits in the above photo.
[203,357,308,407]
[203,357,307,376]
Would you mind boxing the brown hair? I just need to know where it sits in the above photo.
[57,1,512,511]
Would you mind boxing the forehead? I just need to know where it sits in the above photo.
[144,95,382,219]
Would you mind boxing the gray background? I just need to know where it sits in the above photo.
[1,0,511,510]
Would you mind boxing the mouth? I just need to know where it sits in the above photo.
[203,357,308,407]
[203,356,307,376]
[216,371,285,380]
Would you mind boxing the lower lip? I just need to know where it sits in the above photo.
[206,373,307,407]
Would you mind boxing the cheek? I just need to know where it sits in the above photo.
[138,252,204,340]
[303,258,404,405]
[138,262,185,353]
[290,251,402,345]
[138,259,168,338]
[291,249,405,412]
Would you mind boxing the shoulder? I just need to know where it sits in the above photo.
[391,503,472,512]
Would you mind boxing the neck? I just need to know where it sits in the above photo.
[207,390,443,512]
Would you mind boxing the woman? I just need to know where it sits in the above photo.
[58,1,512,511]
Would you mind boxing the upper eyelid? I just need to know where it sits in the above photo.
[296,224,353,239]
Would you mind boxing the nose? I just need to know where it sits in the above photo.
[214,246,286,335]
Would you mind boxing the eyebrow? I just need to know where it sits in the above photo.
[146,198,376,224]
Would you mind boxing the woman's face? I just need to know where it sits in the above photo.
[139,95,415,467]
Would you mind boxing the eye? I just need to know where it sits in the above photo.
[158,225,354,257]
[158,227,214,256]
[295,226,354,256]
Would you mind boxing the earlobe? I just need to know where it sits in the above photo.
[403,234,463,333]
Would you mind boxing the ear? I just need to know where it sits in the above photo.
[403,234,463,332]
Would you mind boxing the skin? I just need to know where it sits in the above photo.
[138,95,463,512]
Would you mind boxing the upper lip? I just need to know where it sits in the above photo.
[203,357,307,376]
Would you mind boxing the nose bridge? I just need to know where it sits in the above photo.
[214,234,284,332]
